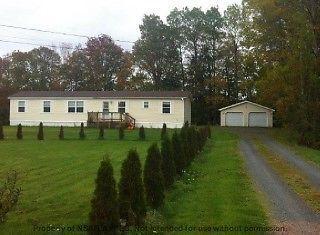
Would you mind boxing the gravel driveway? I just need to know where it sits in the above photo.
[258,135,320,190]
[234,128,320,234]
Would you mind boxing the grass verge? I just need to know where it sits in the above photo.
[268,128,320,167]
[254,139,320,212]
[158,128,268,233]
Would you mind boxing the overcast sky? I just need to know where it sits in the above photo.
[0,0,241,56]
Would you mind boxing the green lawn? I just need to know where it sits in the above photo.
[268,128,320,167]
[0,126,268,234]
[160,128,268,233]
[0,126,167,234]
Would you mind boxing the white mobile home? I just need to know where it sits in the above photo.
[9,91,191,128]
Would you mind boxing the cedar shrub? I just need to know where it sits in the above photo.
[16,124,23,140]
[89,157,119,233]
[59,126,64,140]
[160,134,176,188]
[37,122,44,140]
[79,122,85,139]
[161,123,167,140]
[119,125,124,140]
[143,143,165,209]
[119,149,146,226]
[171,131,184,175]
[139,126,145,140]
[0,122,4,140]
[99,126,104,140]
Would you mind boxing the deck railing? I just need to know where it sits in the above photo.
[87,112,135,128]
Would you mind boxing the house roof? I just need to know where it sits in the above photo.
[219,101,275,112]
[9,90,191,99]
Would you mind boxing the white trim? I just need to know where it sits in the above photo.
[219,101,275,112]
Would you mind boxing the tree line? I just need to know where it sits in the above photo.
[0,0,319,148]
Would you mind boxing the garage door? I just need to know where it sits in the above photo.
[249,112,267,127]
[226,112,244,127]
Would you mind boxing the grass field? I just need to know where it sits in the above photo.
[0,126,168,234]
[0,126,268,234]
[268,128,320,167]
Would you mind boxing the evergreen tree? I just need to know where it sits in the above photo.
[0,122,4,140]
[99,126,104,140]
[172,131,184,175]
[161,123,167,140]
[139,126,145,140]
[16,124,23,140]
[206,124,211,139]
[79,122,85,140]
[37,122,44,140]
[161,134,176,188]
[119,149,146,226]
[143,143,165,209]
[119,125,124,140]
[59,126,64,140]
[89,157,119,233]
[180,125,190,167]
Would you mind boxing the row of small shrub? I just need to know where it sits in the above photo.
[0,122,149,141]
[88,123,211,233]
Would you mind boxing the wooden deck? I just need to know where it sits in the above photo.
[87,112,135,129]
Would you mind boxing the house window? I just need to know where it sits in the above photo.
[18,101,26,112]
[103,102,109,113]
[162,102,171,114]
[43,101,51,113]
[118,101,126,113]
[68,101,84,113]
[76,101,84,113]
[68,101,76,113]
[143,101,149,109]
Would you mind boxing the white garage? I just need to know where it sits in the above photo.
[219,101,274,127]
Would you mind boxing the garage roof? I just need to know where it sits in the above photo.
[219,101,275,112]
